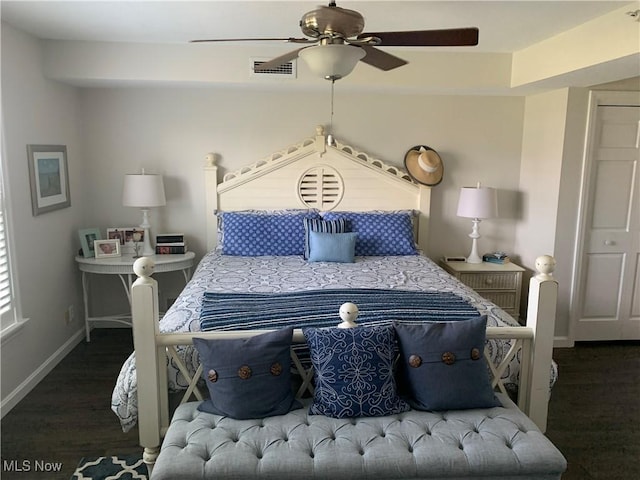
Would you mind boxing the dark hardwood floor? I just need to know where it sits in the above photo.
[1,328,638,479]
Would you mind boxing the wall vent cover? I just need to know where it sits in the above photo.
[297,165,344,210]
[250,58,297,78]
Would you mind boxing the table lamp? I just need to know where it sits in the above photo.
[122,171,166,256]
[456,182,498,264]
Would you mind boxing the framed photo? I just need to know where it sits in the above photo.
[94,239,121,259]
[108,227,144,254]
[27,145,71,216]
[78,228,101,258]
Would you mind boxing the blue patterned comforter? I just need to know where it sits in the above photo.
[112,251,523,432]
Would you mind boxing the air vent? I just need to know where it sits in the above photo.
[298,165,344,210]
[250,58,297,78]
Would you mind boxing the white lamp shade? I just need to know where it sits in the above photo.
[457,186,498,219]
[299,44,365,80]
[122,174,166,208]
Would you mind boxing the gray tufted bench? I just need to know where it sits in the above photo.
[150,394,566,480]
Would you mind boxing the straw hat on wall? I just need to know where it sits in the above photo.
[404,145,444,186]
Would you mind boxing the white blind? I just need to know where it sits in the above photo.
[0,152,15,331]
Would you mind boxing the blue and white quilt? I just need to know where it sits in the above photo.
[111,251,526,433]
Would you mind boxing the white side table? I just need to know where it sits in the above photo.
[75,252,196,341]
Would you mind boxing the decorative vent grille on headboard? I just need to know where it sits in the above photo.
[298,165,344,210]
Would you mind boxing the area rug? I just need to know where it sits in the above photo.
[70,454,147,480]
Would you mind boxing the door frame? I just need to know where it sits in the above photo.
[569,90,640,343]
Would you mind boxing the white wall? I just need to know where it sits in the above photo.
[79,87,525,263]
[1,23,86,412]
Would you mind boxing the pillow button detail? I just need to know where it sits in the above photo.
[441,352,456,365]
[470,348,482,360]
[270,362,283,376]
[238,365,252,379]
[208,369,218,383]
[408,354,422,368]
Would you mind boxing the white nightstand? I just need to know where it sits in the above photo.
[440,260,525,322]
[75,252,196,341]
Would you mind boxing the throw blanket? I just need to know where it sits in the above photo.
[200,288,479,331]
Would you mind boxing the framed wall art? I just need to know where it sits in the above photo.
[27,144,71,216]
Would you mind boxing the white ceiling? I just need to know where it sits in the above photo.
[1,1,635,53]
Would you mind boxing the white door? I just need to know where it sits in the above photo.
[574,92,640,341]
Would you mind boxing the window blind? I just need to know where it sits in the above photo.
[0,158,16,331]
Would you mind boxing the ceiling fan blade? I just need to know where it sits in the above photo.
[358,28,479,47]
[358,45,407,71]
[191,38,315,44]
[253,47,308,72]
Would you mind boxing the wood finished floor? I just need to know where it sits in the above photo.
[1,328,639,480]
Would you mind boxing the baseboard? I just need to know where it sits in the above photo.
[553,336,574,348]
[0,328,85,418]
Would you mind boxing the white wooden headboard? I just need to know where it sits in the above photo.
[204,126,432,253]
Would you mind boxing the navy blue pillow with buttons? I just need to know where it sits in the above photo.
[193,327,302,419]
[394,316,501,411]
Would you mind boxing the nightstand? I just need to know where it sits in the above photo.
[75,252,196,341]
[440,260,525,322]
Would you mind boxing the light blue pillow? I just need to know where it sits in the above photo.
[303,325,410,418]
[303,217,347,259]
[394,316,502,411]
[322,211,418,256]
[308,231,357,263]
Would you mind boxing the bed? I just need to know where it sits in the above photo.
[112,127,560,476]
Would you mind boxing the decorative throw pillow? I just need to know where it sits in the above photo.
[220,211,320,256]
[193,327,302,419]
[322,211,418,256]
[302,325,410,418]
[308,231,357,263]
[303,217,347,259]
[394,316,501,411]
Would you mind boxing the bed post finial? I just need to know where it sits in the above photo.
[337,302,359,328]
[534,255,556,282]
[133,257,156,286]
[205,152,217,167]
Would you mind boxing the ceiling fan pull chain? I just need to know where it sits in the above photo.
[327,79,336,146]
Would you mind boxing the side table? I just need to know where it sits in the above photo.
[440,260,525,322]
[75,252,196,341]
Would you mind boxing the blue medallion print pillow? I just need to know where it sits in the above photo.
[302,325,410,418]
[394,316,502,411]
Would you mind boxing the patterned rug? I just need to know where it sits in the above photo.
[70,454,147,480]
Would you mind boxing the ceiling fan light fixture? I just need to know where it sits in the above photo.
[299,44,365,80]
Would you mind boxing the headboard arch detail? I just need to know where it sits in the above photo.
[205,126,432,254]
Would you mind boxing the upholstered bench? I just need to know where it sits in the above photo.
[150,394,566,480]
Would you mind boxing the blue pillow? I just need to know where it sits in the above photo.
[303,217,347,259]
[221,211,320,256]
[394,316,501,411]
[308,231,357,263]
[193,328,302,419]
[322,211,418,256]
[302,325,410,418]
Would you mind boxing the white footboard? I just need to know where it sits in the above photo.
[130,256,558,472]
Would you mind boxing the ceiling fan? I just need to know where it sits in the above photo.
[191,1,479,80]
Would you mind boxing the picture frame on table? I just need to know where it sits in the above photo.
[78,228,101,258]
[27,144,71,216]
[94,239,121,259]
[107,227,144,254]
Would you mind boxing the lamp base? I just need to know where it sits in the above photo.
[139,208,155,257]
[466,218,483,264]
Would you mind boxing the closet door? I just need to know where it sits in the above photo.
[574,92,640,341]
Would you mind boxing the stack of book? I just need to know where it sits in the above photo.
[483,252,510,264]
[156,233,188,254]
